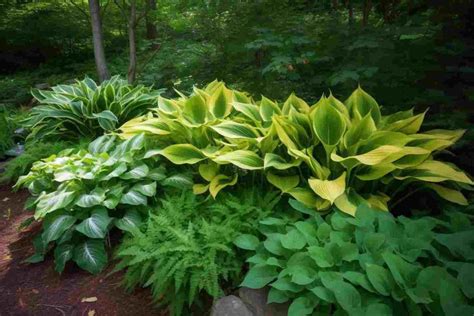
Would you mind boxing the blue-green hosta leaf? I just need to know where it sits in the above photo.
[240,265,278,289]
[54,243,74,273]
[213,150,264,170]
[42,215,76,244]
[234,234,260,250]
[75,208,112,239]
[120,190,147,206]
[75,188,106,208]
[35,191,76,219]
[366,264,395,296]
[267,288,289,304]
[115,210,143,235]
[281,229,306,250]
[120,164,149,179]
[131,182,157,197]
[287,296,315,316]
[382,252,421,288]
[73,239,107,274]
[308,246,334,268]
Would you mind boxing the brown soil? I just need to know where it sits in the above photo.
[0,185,166,316]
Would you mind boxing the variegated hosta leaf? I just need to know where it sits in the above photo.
[209,174,238,198]
[264,153,301,170]
[73,239,107,274]
[211,121,260,139]
[311,97,346,147]
[115,210,143,234]
[182,94,207,125]
[35,191,76,219]
[199,162,220,181]
[266,172,299,193]
[213,150,264,170]
[159,144,206,165]
[309,172,346,204]
[209,84,233,118]
[383,110,426,134]
[42,215,77,244]
[75,208,113,239]
[260,96,281,121]
[282,93,310,114]
[345,86,381,125]
[395,161,473,184]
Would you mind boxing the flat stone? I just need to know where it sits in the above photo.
[211,295,254,316]
[238,287,289,316]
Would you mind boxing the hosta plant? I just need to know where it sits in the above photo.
[15,134,190,274]
[24,76,164,141]
[114,189,281,316]
[236,202,474,316]
[119,81,472,214]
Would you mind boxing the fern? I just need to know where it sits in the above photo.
[115,188,280,315]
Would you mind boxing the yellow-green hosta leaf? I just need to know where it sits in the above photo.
[272,116,300,150]
[260,96,281,121]
[121,118,171,136]
[264,153,301,170]
[209,174,238,198]
[288,148,329,179]
[326,93,350,120]
[282,93,310,114]
[193,183,209,195]
[159,144,206,164]
[158,96,180,113]
[424,129,465,142]
[426,183,468,205]
[332,146,427,166]
[381,109,414,126]
[383,110,426,134]
[396,160,473,184]
[288,108,312,133]
[213,150,264,170]
[308,172,346,204]
[356,164,397,181]
[209,84,233,118]
[345,86,381,124]
[199,162,219,181]
[232,101,262,122]
[334,193,357,216]
[344,114,376,149]
[182,94,207,125]
[204,79,222,94]
[233,90,252,103]
[266,172,299,193]
[211,121,259,139]
[288,187,319,207]
[311,98,346,147]
[366,194,389,211]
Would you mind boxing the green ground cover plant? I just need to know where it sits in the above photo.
[115,189,281,315]
[236,202,474,316]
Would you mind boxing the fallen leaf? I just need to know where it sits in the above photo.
[18,297,26,308]
[88,309,96,316]
[32,289,39,294]
[2,197,9,202]
[81,297,98,303]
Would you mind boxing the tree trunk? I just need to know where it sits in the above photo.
[362,0,372,26]
[88,0,110,82]
[347,0,354,24]
[145,0,159,49]
[127,0,137,84]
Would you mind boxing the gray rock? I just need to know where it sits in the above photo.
[211,295,254,316]
[238,287,289,316]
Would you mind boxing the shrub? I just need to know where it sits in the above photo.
[23,76,164,141]
[0,106,13,158]
[114,189,281,316]
[236,202,474,315]
[15,134,189,274]
[120,81,472,213]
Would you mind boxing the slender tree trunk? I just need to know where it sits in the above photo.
[145,0,159,49]
[362,0,372,26]
[347,0,354,24]
[127,0,137,84]
[88,0,110,82]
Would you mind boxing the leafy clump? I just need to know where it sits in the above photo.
[24,76,163,141]
[15,134,188,274]
[236,202,474,315]
[120,81,472,214]
[1,140,88,183]
[115,189,281,316]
